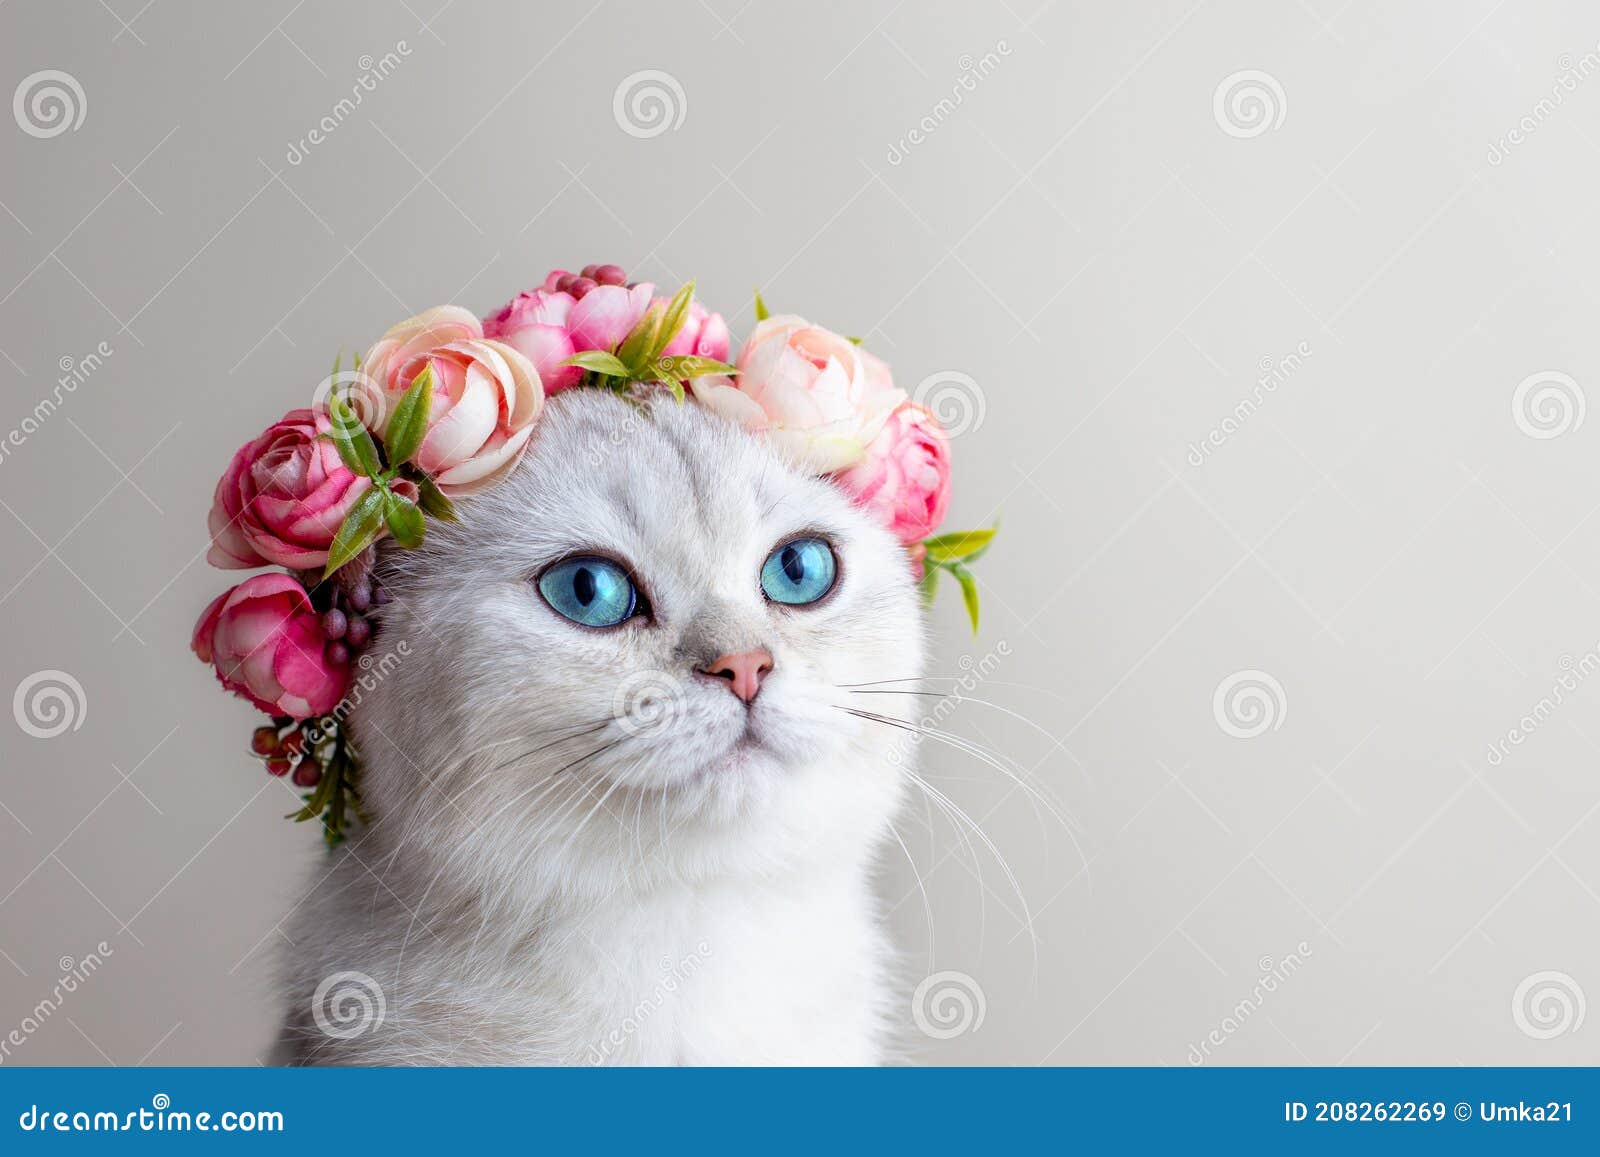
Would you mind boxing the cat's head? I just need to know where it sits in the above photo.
[352,389,924,895]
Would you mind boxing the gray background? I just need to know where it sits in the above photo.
[1,0,1597,1066]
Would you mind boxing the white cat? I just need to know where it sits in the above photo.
[277,388,925,1064]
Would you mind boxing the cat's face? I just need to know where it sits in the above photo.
[356,390,923,891]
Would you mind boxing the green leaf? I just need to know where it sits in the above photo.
[846,335,863,345]
[652,281,696,361]
[327,395,382,478]
[414,475,458,521]
[383,491,426,550]
[753,290,770,322]
[917,561,941,605]
[652,356,738,381]
[950,562,981,633]
[561,350,632,377]
[323,485,387,578]
[383,363,433,467]
[923,527,997,564]
[616,301,665,374]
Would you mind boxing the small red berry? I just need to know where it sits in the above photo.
[265,758,292,777]
[251,726,282,756]
[594,264,626,286]
[292,761,323,789]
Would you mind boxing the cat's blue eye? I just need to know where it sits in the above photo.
[760,537,838,606]
[538,557,638,628]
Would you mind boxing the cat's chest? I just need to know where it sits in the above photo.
[529,875,886,1065]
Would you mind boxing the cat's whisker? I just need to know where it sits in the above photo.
[885,818,937,964]
[898,765,1038,963]
[835,705,1078,840]
[842,688,1086,777]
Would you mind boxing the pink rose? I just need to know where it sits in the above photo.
[192,573,349,720]
[483,288,583,394]
[207,408,374,571]
[362,306,545,496]
[566,280,655,353]
[836,403,952,544]
[692,315,906,473]
[658,300,731,361]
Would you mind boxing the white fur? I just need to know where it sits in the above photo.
[278,391,924,1064]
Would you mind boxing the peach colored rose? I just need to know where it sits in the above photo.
[192,573,349,720]
[692,314,905,473]
[207,408,374,571]
[362,306,544,496]
[836,403,952,544]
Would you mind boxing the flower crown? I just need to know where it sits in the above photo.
[192,264,997,842]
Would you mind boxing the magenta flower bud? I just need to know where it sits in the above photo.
[594,264,626,286]
[322,608,348,640]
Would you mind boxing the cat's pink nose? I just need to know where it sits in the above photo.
[697,649,773,704]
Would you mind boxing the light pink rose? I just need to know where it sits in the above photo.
[362,306,545,496]
[692,314,906,473]
[836,403,952,545]
[658,300,731,361]
[207,408,374,571]
[482,288,583,394]
[192,573,349,720]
